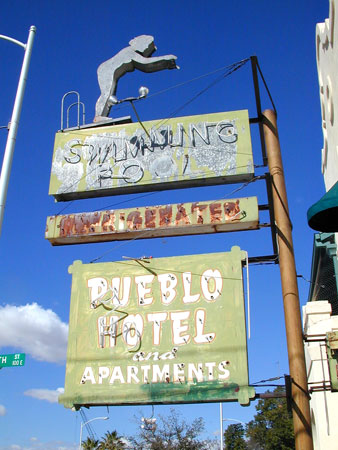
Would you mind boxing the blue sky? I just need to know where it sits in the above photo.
[0,1,329,448]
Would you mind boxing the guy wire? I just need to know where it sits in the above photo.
[52,55,251,211]
[88,175,262,264]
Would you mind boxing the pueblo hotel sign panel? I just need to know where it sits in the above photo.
[58,247,255,409]
[49,110,253,201]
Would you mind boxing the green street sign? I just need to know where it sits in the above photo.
[0,353,26,368]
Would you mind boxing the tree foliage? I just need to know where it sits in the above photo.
[246,387,295,450]
[79,388,295,450]
[81,437,99,450]
[129,408,216,450]
[97,431,126,450]
[224,423,247,450]
[81,430,125,450]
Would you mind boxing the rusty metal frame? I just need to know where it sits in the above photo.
[265,172,279,259]
[250,55,277,165]
[250,55,267,165]
[247,57,279,264]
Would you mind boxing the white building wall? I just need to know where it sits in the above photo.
[303,5,338,448]
[316,0,338,253]
[316,0,338,191]
[303,302,338,450]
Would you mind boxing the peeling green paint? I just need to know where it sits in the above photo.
[59,247,255,409]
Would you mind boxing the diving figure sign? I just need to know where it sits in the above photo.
[94,35,178,122]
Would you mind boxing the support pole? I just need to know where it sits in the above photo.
[263,109,313,450]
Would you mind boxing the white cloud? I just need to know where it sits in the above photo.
[0,303,68,363]
[0,405,6,416]
[24,387,64,403]
[0,440,78,450]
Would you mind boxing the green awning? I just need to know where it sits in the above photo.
[307,181,338,232]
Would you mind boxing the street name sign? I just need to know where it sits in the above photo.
[0,353,25,368]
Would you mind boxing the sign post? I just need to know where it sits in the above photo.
[263,109,313,450]
[0,353,26,368]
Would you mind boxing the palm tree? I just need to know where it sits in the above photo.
[81,437,99,449]
[98,430,126,449]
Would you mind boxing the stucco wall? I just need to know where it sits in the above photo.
[303,301,338,449]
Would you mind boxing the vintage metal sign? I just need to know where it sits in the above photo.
[49,110,253,201]
[46,196,259,245]
[59,247,255,409]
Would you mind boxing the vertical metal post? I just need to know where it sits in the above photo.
[220,403,223,450]
[0,26,36,237]
[79,421,84,450]
[263,109,313,450]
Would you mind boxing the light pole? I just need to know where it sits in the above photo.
[79,416,108,449]
[219,402,245,449]
[0,25,36,237]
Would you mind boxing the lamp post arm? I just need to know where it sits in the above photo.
[223,418,246,425]
[79,416,108,449]
[0,25,36,237]
[0,34,26,49]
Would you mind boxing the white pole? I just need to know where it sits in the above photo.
[220,403,223,450]
[79,421,84,450]
[0,25,36,237]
